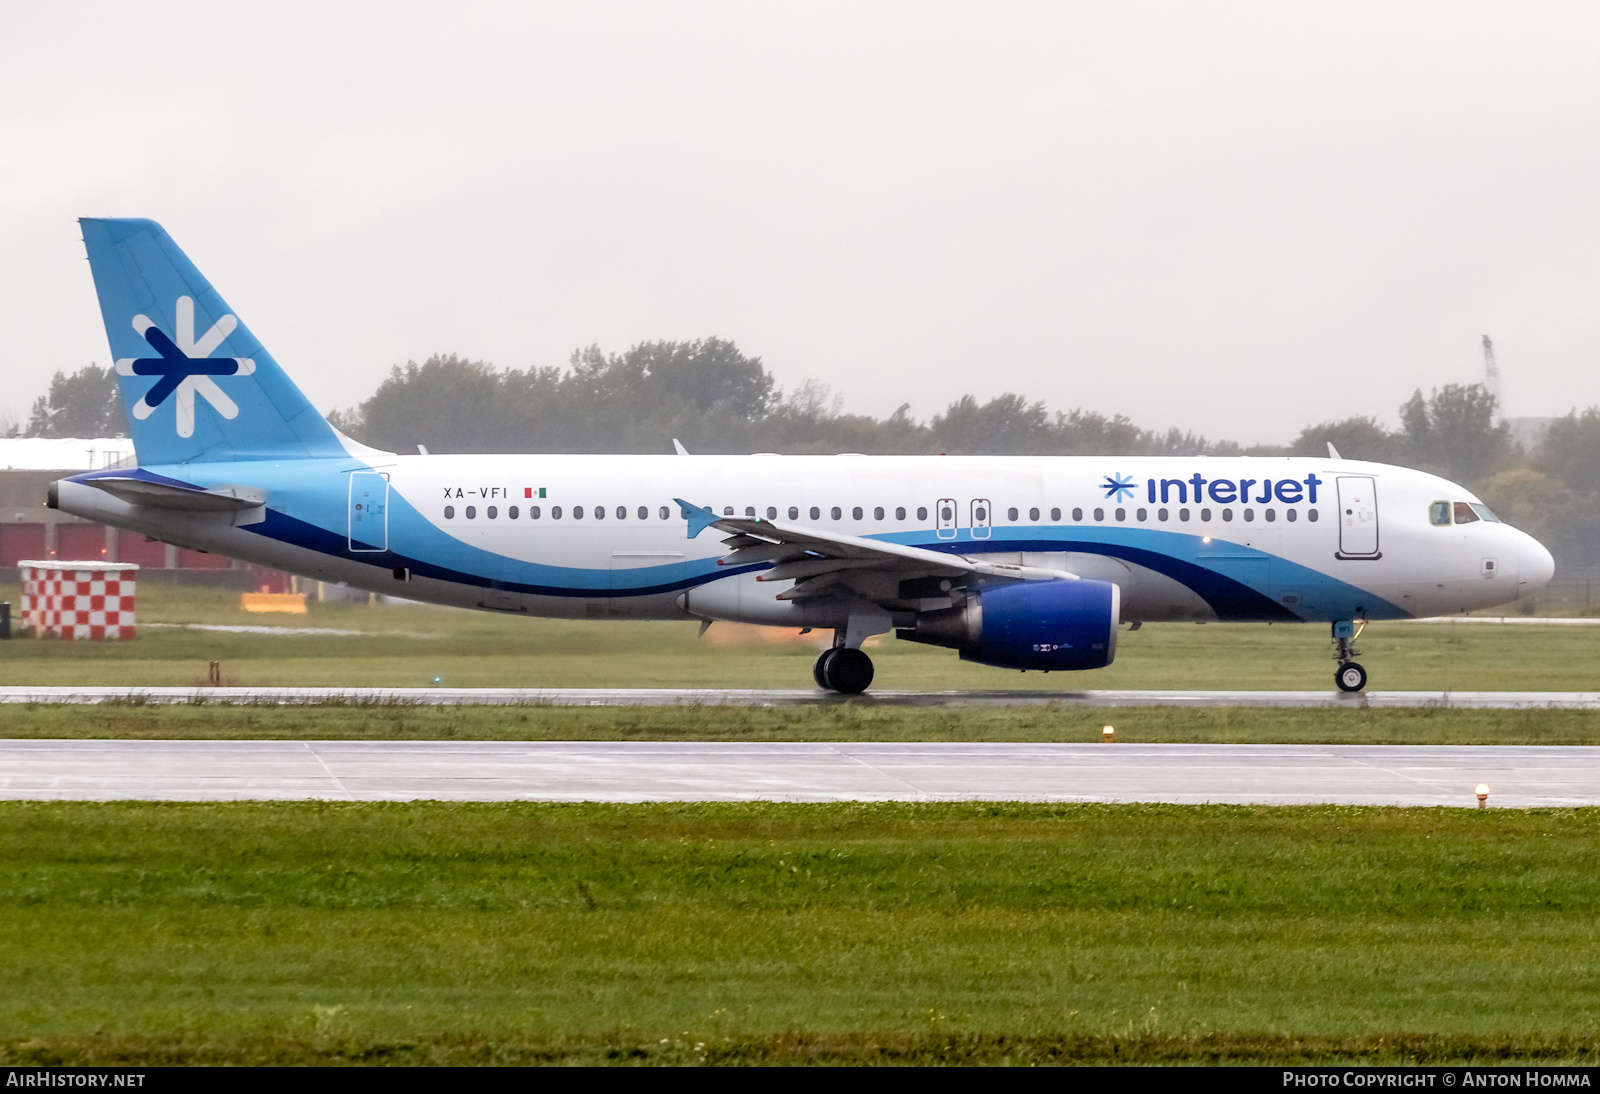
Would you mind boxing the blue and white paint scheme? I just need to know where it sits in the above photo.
[52,218,1556,693]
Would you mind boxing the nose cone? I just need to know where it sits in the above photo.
[1520,532,1555,592]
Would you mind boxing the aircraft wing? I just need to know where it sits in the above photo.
[675,499,1076,603]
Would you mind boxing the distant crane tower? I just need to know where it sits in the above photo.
[1482,334,1503,418]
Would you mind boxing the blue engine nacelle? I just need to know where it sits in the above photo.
[895,578,1121,671]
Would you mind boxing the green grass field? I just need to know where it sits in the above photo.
[8,701,1600,746]
[3,582,1599,693]
[5,588,1598,1067]
[1,800,1597,1066]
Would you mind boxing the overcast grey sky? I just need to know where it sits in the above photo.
[3,2,1598,444]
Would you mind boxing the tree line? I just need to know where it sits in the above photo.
[19,340,1600,566]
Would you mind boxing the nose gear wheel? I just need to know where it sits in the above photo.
[1336,662,1368,692]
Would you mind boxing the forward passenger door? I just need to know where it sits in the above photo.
[1335,476,1381,559]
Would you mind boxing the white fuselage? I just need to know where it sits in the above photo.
[57,453,1555,633]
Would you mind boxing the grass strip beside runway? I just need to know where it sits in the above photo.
[6,701,1600,744]
[3,583,1600,693]
[2,800,1598,1065]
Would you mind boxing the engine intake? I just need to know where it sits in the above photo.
[896,578,1121,671]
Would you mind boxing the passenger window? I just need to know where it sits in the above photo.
[1264,508,1275,522]
[1007,507,1019,521]
[594,506,604,520]
[767,506,778,519]
[789,507,799,520]
[831,507,842,520]
[1201,508,1213,521]
[917,506,928,521]
[1243,508,1253,522]
[811,507,821,520]
[573,506,583,519]
[1179,508,1190,521]
[509,506,519,519]
[1029,508,1040,521]
[617,506,627,519]
[531,506,541,519]
[1308,510,1318,522]
[465,505,476,519]
[1429,501,1452,526]
[745,506,756,517]
[852,506,863,520]
[1094,508,1105,521]
[1158,508,1169,521]
[723,506,734,516]
[1115,508,1126,521]
[895,507,906,520]
[552,506,562,519]
[487,506,497,519]
[1454,502,1479,525]
[1072,508,1083,521]
[444,505,455,519]
[658,506,669,519]
[1286,509,1296,522]
[1050,507,1060,521]
[874,506,884,520]
[1136,508,1147,522]
[1221,508,1233,522]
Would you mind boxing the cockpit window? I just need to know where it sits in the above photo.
[1429,501,1451,526]
[1453,502,1479,525]
[1469,502,1501,523]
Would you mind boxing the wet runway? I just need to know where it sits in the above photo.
[4,686,1600,709]
[0,740,1594,807]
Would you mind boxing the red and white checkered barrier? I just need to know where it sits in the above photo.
[19,560,138,640]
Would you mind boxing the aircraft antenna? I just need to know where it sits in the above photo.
[1482,334,1503,420]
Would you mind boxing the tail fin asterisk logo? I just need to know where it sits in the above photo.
[1101,473,1136,502]
[113,296,255,438]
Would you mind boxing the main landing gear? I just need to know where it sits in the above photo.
[1332,620,1368,693]
[814,646,874,694]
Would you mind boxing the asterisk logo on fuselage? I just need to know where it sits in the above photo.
[114,296,255,438]
[1101,473,1136,502]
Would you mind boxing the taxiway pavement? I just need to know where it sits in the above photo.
[4,686,1600,708]
[0,740,1593,807]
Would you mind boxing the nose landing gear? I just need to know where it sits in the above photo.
[1336,661,1368,692]
[813,647,874,694]
[1332,620,1368,692]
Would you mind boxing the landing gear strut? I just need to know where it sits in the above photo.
[1332,620,1368,693]
[813,647,874,694]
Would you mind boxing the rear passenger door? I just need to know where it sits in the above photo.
[349,471,389,553]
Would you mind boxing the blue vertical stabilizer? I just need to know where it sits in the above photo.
[79,217,351,465]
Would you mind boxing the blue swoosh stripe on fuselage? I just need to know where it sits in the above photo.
[231,490,1400,622]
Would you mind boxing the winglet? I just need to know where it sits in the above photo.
[672,438,690,456]
[675,498,719,539]
[1326,441,1343,460]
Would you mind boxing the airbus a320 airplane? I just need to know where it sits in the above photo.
[51,219,1556,693]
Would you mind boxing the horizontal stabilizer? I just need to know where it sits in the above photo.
[81,474,263,512]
